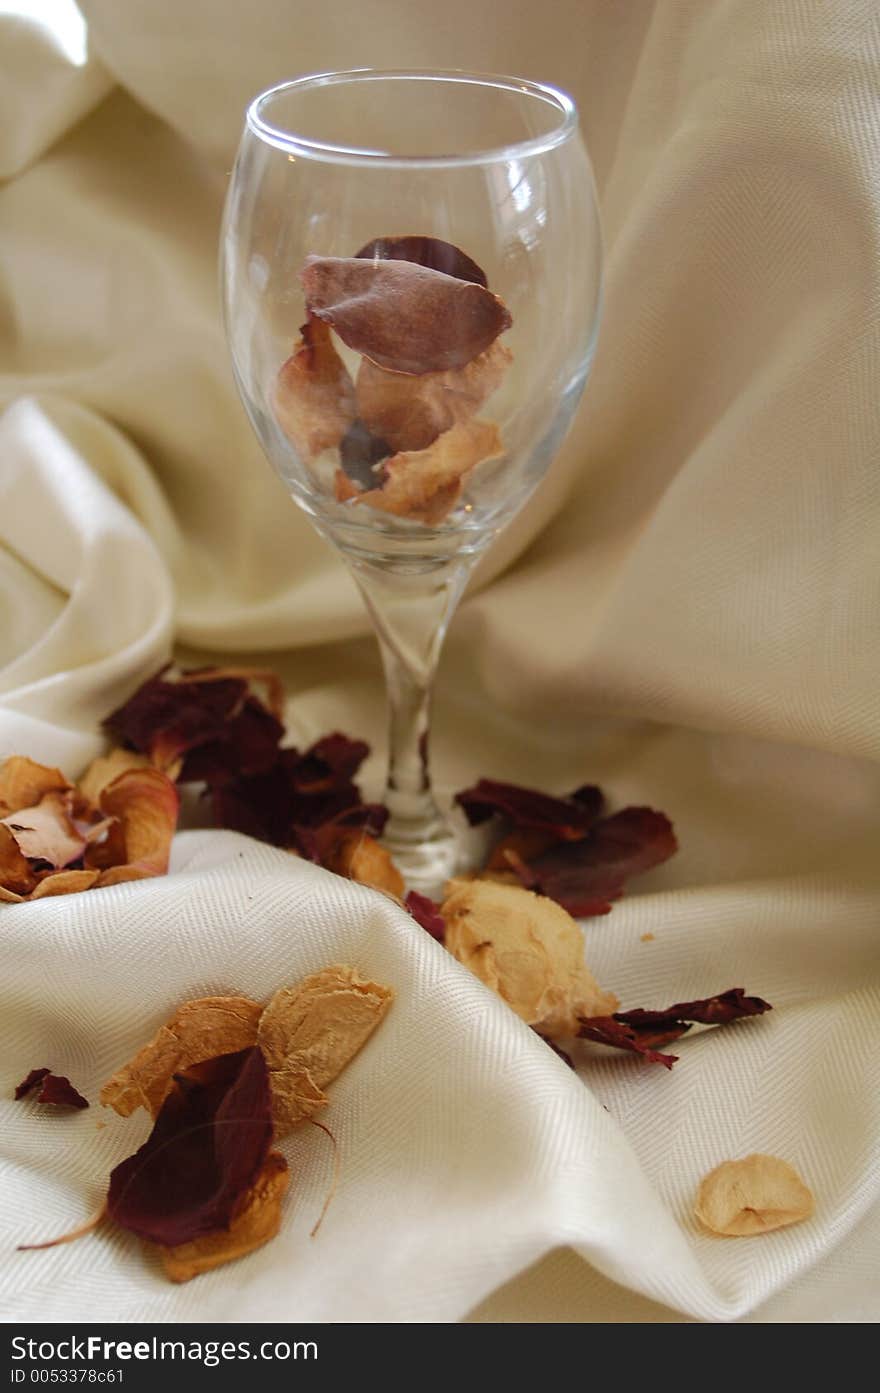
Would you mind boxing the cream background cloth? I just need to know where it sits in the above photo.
[1,0,879,1322]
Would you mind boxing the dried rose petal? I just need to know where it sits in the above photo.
[317,828,405,898]
[506,807,678,917]
[14,1068,51,1099]
[576,1016,681,1068]
[29,870,101,898]
[78,749,153,810]
[177,697,283,786]
[2,791,87,869]
[405,890,445,942]
[257,965,394,1134]
[104,666,247,772]
[101,995,264,1118]
[14,1068,89,1108]
[290,733,370,791]
[456,778,605,839]
[442,879,618,1038]
[273,315,357,461]
[107,1046,273,1247]
[0,824,36,899]
[97,768,179,878]
[338,417,503,525]
[355,235,488,287]
[615,988,772,1033]
[302,255,511,375]
[356,341,512,453]
[0,757,70,813]
[695,1154,815,1236]
[338,419,391,489]
[158,1150,289,1282]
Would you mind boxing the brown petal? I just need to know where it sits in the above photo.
[98,768,180,875]
[257,965,394,1135]
[157,1151,289,1283]
[1,792,86,869]
[29,870,101,899]
[101,995,264,1118]
[302,256,512,375]
[320,830,405,898]
[273,316,357,461]
[355,235,488,287]
[0,824,37,898]
[178,667,286,722]
[356,340,512,453]
[77,749,152,808]
[0,756,71,812]
[695,1155,815,1236]
[338,417,503,525]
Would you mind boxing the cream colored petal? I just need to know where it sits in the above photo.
[695,1154,815,1236]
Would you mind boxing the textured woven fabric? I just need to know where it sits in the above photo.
[1,0,879,1323]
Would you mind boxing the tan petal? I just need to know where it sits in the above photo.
[0,756,71,812]
[273,316,356,462]
[158,1151,289,1283]
[441,879,618,1038]
[695,1155,815,1237]
[0,824,37,898]
[340,418,503,525]
[29,870,101,899]
[321,830,405,898]
[101,995,264,1118]
[302,256,512,375]
[258,965,394,1135]
[98,768,179,875]
[356,341,512,453]
[77,749,152,807]
[1,792,86,869]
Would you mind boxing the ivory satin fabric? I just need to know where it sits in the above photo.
[1,0,879,1323]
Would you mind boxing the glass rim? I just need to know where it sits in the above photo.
[245,67,578,168]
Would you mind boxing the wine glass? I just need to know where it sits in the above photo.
[221,69,602,894]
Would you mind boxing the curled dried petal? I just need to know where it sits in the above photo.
[319,829,405,898]
[1,791,86,869]
[695,1155,815,1236]
[302,255,511,375]
[338,417,503,525]
[158,1151,289,1283]
[257,965,394,1134]
[441,879,618,1038]
[0,824,36,898]
[356,341,511,453]
[405,890,445,942]
[0,757,71,812]
[97,768,180,877]
[273,316,357,461]
[77,749,152,807]
[101,995,264,1118]
[29,870,101,899]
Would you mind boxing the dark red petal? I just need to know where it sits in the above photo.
[104,669,247,764]
[291,733,370,792]
[508,807,678,916]
[355,235,489,288]
[178,698,284,786]
[405,890,445,942]
[577,1017,681,1069]
[615,988,772,1031]
[14,1067,50,1100]
[454,778,604,838]
[37,1075,89,1109]
[107,1046,272,1247]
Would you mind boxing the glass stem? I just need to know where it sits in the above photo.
[343,552,474,892]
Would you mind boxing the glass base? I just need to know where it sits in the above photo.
[381,807,461,899]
